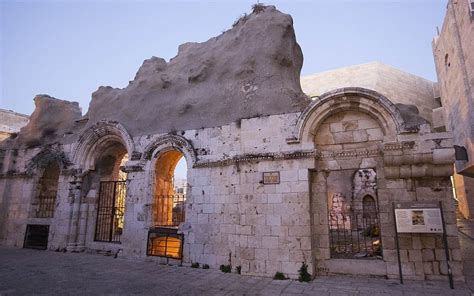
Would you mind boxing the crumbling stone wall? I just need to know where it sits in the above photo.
[0,4,464,282]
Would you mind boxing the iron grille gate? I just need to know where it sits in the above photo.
[94,181,126,243]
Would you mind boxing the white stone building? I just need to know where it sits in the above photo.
[0,5,463,282]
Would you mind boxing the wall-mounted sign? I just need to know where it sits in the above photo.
[263,172,280,184]
[394,202,443,233]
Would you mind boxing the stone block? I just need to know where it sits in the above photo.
[422,249,435,261]
[408,250,422,262]
[255,248,268,260]
[262,236,279,249]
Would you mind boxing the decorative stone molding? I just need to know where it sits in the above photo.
[288,87,408,144]
[193,150,317,168]
[72,120,136,170]
[142,134,197,165]
[121,163,144,173]
[318,149,381,160]
[25,146,72,175]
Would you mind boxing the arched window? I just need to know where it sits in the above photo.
[154,150,187,227]
[362,195,377,220]
[36,162,60,218]
[148,150,187,259]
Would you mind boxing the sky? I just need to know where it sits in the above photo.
[0,0,448,180]
[1,0,447,118]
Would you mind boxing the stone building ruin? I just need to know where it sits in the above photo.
[0,5,464,281]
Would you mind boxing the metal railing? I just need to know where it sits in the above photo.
[147,228,183,259]
[154,194,186,227]
[328,212,382,259]
[36,195,56,218]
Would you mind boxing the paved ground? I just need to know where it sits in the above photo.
[0,217,473,295]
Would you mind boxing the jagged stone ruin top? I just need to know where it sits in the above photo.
[4,5,309,148]
[2,95,82,148]
[86,5,309,135]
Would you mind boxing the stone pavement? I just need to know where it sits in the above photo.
[1,217,474,295]
[0,247,469,296]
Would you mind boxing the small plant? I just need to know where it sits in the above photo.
[364,225,380,237]
[202,264,210,269]
[273,272,287,280]
[252,3,266,14]
[235,265,241,274]
[298,262,312,282]
[191,262,200,268]
[232,13,248,27]
[220,264,232,273]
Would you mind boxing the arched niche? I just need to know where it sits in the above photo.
[34,162,60,218]
[293,87,405,145]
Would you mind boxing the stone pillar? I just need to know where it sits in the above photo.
[119,161,150,258]
[66,178,83,251]
[76,203,89,251]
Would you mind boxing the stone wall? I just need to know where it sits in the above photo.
[433,0,474,218]
[0,88,463,281]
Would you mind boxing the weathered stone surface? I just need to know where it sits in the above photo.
[1,95,81,148]
[85,5,308,136]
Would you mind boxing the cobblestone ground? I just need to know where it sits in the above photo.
[1,218,473,296]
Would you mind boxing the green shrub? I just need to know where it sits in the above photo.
[220,264,232,273]
[252,3,266,14]
[202,264,210,269]
[191,262,200,268]
[298,262,312,282]
[273,272,287,280]
[235,265,241,274]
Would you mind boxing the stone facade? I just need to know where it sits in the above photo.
[433,0,474,218]
[0,5,464,282]
[0,87,463,281]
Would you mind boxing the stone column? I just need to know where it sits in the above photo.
[120,161,149,258]
[66,177,83,251]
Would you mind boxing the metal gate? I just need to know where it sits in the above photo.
[94,181,126,243]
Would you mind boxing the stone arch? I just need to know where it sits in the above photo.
[26,146,71,176]
[72,121,135,170]
[292,87,406,144]
[142,134,196,168]
[142,135,194,230]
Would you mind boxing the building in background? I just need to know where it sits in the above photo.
[0,109,29,141]
[433,0,474,218]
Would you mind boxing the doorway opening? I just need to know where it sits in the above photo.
[93,143,128,243]
[147,150,187,259]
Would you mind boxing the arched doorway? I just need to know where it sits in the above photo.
[148,150,187,259]
[92,142,128,243]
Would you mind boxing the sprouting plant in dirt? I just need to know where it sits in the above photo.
[298,262,312,282]
[220,264,232,273]
[252,3,265,14]
[273,272,287,280]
